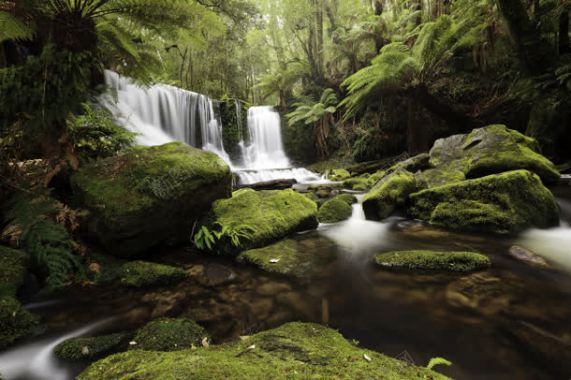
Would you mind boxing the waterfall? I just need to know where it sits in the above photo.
[102,71,231,164]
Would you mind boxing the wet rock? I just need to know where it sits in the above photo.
[256,282,292,296]
[141,290,187,319]
[363,169,416,220]
[327,169,351,181]
[79,322,449,380]
[198,263,237,287]
[318,197,353,223]
[119,261,187,288]
[409,170,559,234]
[246,297,274,320]
[0,296,40,349]
[374,250,491,273]
[275,292,318,319]
[508,245,551,269]
[130,318,207,352]
[72,142,232,257]
[446,273,513,316]
[55,332,129,362]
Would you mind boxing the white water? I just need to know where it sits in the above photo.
[235,106,323,185]
[0,317,116,380]
[102,71,231,164]
[320,195,392,258]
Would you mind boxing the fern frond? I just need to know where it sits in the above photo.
[0,11,35,42]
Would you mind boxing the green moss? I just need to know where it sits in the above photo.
[374,250,491,273]
[120,261,186,288]
[318,198,353,223]
[237,238,336,279]
[327,169,351,181]
[342,176,370,191]
[363,170,417,220]
[302,192,320,205]
[79,322,448,380]
[55,333,129,362]
[415,165,466,189]
[207,189,318,255]
[0,246,28,296]
[428,125,560,185]
[336,193,358,205]
[409,170,559,234]
[131,318,207,352]
[0,296,40,349]
[72,142,232,257]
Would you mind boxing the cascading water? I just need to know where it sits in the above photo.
[102,71,231,164]
[235,106,322,185]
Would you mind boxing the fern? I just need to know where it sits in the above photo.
[2,191,86,289]
[0,10,35,42]
[426,357,453,371]
[193,223,255,253]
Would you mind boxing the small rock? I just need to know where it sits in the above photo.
[508,245,551,269]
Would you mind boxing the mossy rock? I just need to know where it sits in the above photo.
[72,142,232,257]
[0,246,28,296]
[374,250,491,273]
[78,322,448,380]
[327,169,351,181]
[318,197,353,223]
[206,189,318,254]
[428,125,559,186]
[130,318,207,352]
[120,261,186,288]
[409,170,559,234]
[237,237,337,279]
[363,170,417,221]
[336,193,358,205]
[342,176,370,191]
[55,332,129,362]
[0,296,40,349]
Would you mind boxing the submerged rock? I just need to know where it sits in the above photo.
[374,250,491,273]
[78,322,448,380]
[205,189,318,254]
[409,170,559,234]
[428,124,560,186]
[130,318,207,352]
[237,237,336,279]
[120,261,187,288]
[363,170,416,220]
[508,245,551,269]
[72,142,232,257]
[318,196,354,223]
[55,332,129,362]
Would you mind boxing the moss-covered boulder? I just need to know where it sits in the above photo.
[318,197,353,223]
[0,246,28,296]
[130,318,207,352]
[72,142,232,257]
[363,170,417,220]
[0,296,39,349]
[428,125,560,186]
[237,237,336,279]
[205,189,318,254]
[374,250,491,273]
[55,332,129,361]
[79,322,448,380]
[120,261,186,288]
[409,170,559,234]
[327,169,351,181]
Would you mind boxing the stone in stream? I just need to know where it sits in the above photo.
[54,332,129,362]
[373,250,491,273]
[409,170,559,234]
[508,245,551,269]
[72,142,232,258]
[203,188,318,255]
[362,169,417,220]
[317,195,355,223]
[78,322,449,380]
[237,237,336,279]
[119,261,187,288]
[129,318,208,352]
[197,263,237,287]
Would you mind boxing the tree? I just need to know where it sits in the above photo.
[287,88,338,157]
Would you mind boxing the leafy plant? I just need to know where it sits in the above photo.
[2,191,87,289]
[193,223,255,253]
[426,357,453,371]
[67,103,135,160]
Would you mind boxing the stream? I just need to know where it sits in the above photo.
[1,187,571,380]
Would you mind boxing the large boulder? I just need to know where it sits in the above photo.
[72,142,232,257]
[78,322,449,380]
[203,189,318,254]
[317,195,355,223]
[363,170,417,220]
[425,125,559,187]
[409,170,559,234]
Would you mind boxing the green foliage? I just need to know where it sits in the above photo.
[0,295,40,349]
[0,246,28,296]
[68,103,135,161]
[0,10,35,43]
[2,191,86,289]
[193,223,256,252]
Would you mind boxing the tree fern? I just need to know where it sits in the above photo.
[0,10,34,42]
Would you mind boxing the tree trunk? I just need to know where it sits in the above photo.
[496,0,554,74]
[559,10,570,55]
